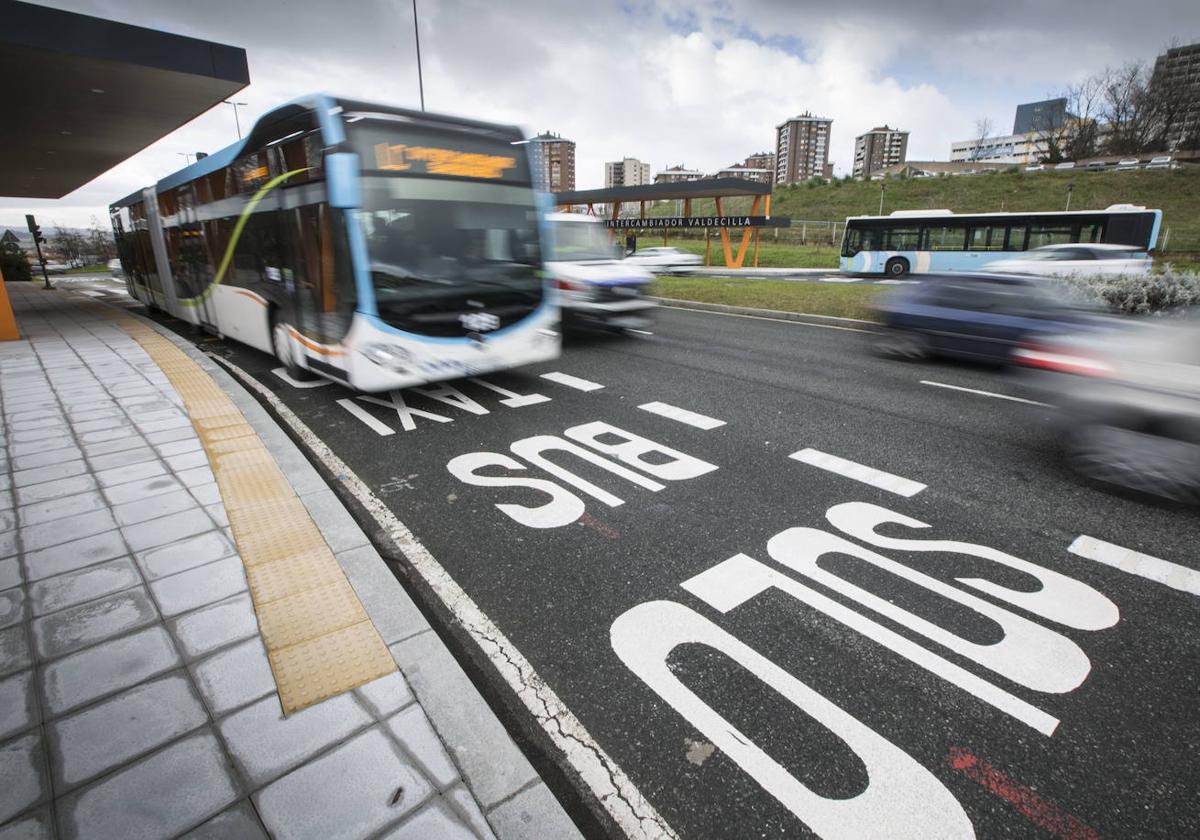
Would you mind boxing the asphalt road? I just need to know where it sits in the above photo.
[69,276,1200,839]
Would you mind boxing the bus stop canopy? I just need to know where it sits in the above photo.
[0,0,249,198]
[552,177,771,206]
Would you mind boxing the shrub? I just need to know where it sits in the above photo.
[0,252,32,282]
[1054,269,1200,315]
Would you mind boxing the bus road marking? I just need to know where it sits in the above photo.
[638,401,726,430]
[920,380,1050,407]
[1069,535,1200,597]
[336,398,396,436]
[540,371,604,392]
[789,448,926,497]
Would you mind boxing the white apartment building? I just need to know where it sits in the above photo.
[604,157,652,188]
[949,131,1050,165]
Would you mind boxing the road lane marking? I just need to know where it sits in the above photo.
[627,328,654,335]
[1068,535,1200,597]
[657,303,876,334]
[211,354,678,839]
[920,380,1051,407]
[540,371,604,391]
[335,398,396,436]
[638,401,726,430]
[790,448,926,496]
[272,367,333,388]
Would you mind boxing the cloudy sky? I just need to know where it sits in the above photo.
[3,0,1198,230]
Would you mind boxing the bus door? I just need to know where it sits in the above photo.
[176,185,218,332]
[283,200,355,377]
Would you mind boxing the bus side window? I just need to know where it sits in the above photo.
[921,224,966,251]
[1005,225,1029,251]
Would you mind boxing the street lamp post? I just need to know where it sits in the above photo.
[223,100,248,139]
[878,181,886,215]
[1065,182,1074,212]
[412,0,425,111]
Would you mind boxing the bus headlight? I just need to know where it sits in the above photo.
[361,343,413,372]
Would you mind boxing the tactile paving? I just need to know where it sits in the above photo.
[87,300,397,714]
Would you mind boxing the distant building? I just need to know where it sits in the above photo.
[1013,98,1068,135]
[852,126,909,178]
[775,113,833,184]
[1150,42,1200,150]
[742,151,776,174]
[950,130,1052,165]
[528,131,575,192]
[604,157,652,188]
[715,165,773,183]
[654,165,703,184]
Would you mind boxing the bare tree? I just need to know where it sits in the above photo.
[87,216,115,263]
[970,116,994,161]
[53,224,86,267]
[1062,75,1104,161]
[1029,102,1068,163]
[1099,62,1158,155]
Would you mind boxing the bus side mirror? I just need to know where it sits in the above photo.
[326,153,362,209]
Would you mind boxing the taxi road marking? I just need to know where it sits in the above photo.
[638,401,726,430]
[1069,535,1200,597]
[790,448,926,497]
[336,398,396,436]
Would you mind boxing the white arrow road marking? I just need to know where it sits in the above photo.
[638,401,726,430]
[1069,535,1200,597]
[540,371,604,391]
[790,448,926,497]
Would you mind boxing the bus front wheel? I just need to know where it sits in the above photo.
[270,313,312,380]
[885,257,910,277]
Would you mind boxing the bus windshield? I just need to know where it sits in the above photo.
[548,220,619,262]
[359,177,542,305]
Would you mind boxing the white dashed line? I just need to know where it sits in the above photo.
[1068,535,1200,597]
[335,398,395,436]
[920,380,1051,407]
[789,448,926,497]
[638,401,726,430]
[627,328,654,335]
[540,371,604,392]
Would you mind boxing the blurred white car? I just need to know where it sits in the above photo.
[1055,161,1076,170]
[1146,155,1175,170]
[623,247,702,272]
[107,258,123,277]
[1115,158,1140,171]
[545,213,655,331]
[984,243,1151,277]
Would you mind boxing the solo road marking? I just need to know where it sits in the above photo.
[790,448,926,497]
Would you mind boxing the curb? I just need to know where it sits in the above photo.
[648,295,880,328]
[90,299,585,840]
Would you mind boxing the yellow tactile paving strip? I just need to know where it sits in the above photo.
[86,302,397,714]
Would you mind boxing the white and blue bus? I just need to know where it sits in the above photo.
[839,205,1162,277]
[110,95,560,392]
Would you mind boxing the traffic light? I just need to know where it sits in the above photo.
[24,214,45,245]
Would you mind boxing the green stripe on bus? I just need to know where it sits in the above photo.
[178,166,311,307]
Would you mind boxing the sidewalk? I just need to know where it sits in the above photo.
[0,282,581,840]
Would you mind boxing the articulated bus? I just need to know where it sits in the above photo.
[839,205,1162,277]
[110,95,560,392]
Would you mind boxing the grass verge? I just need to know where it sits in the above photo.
[651,276,882,320]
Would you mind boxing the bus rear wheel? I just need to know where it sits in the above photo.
[885,257,910,277]
[270,314,312,380]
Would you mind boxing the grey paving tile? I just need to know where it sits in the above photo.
[145,426,196,446]
[95,459,166,488]
[0,587,24,630]
[47,673,208,789]
[27,557,139,616]
[0,733,48,824]
[0,490,12,512]
[150,555,246,617]
[220,692,372,788]
[178,465,216,488]
[446,785,499,840]
[9,426,67,444]
[390,632,536,808]
[386,706,461,791]
[0,805,53,840]
[9,435,74,457]
[135,416,192,434]
[122,508,213,553]
[39,625,181,717]
[354,671,416,719]
[190,482,222,507]
[102,473,183,506]
[12,445,82,472]
[136,530,235,581]
[20,508,115,553]
[22,530,128,582]
[0,671,35,741]
[167,593,259,660]
[337,546,429,645]
[204,503,228,528]
[32,587,159,661]
[300,489,369,553]
[254,726,433,840]
[190,637,275,716]
[0,512,13,536]
[381,801,479,840]
[485,783,581,840]
[83,436,151,458]
[57,730,240,840]
[156,438,202,458]
[77,427,130,446]
[0,625,31,678]
[112,489,199,528]
[17,490,107,528]
[182,801,267,840]
[14,473,96,507]
[0,558,17,590]
[167,450,211,472]
[88,447,160,473]
[11,459,87,489]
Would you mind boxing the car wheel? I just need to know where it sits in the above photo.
[271,313,312,380]
[1065,423,1200,504]
[872,328,929,361]
[885,257,910,278]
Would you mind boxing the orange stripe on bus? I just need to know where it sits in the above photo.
[287,327,346,357]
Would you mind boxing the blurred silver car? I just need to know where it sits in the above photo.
[1016,319,1200,503]
[985,243,1151,278]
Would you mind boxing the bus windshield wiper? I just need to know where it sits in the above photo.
[369,264,456,288]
